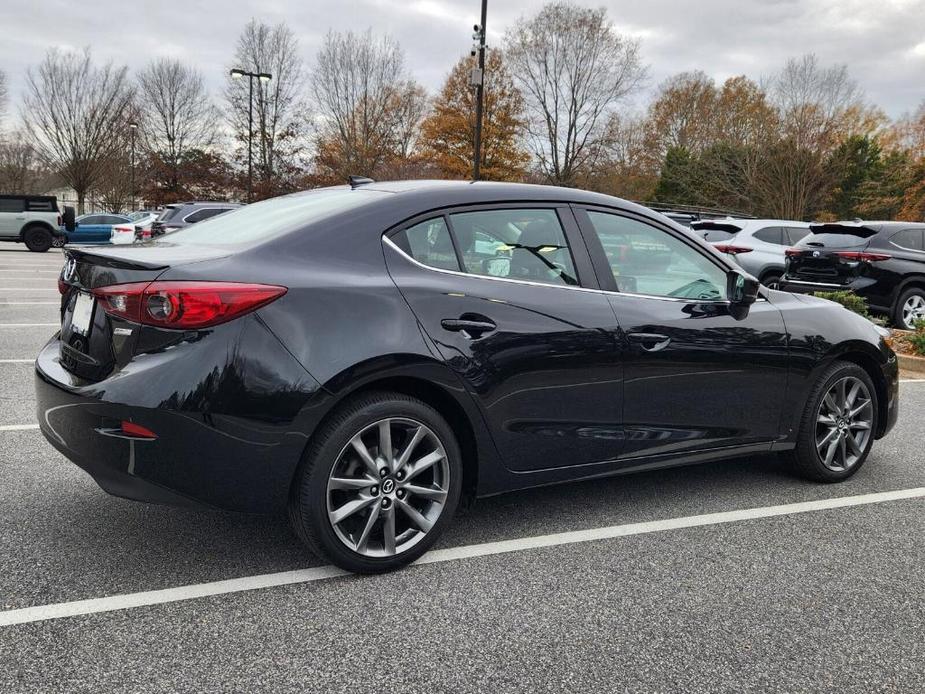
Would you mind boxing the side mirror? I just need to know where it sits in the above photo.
[728,270,759,306]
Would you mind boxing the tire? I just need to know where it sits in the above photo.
[892,287,925,330]
[288,391,463,573]
[784,360,878,482]
[761,273,782,291]
[23,226,53,253]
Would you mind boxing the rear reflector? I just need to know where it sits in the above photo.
[121,420,157,439]
[713,243,753,255]
[834,251,891,262]
[93,281,287,329]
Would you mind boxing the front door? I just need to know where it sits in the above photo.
[575,207,790,459]
[384,205,625,472]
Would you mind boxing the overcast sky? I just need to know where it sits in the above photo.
[1,0,923,120]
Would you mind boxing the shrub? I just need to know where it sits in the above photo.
[909,320,925,357]
[813,290,873,318]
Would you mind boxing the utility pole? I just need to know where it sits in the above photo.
[471,0,488,181]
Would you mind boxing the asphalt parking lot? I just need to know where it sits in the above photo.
[0,246,923,693]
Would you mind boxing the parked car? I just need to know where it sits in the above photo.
[0,194,73,252]
[781,221,925,329]
[67,213,134,244]
[110,212,159,245]
[690,219,811,289]
[40,181,898,574]
[150,202,241,237]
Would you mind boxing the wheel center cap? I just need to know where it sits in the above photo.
[381,478,396,494]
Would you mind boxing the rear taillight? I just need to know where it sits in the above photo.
[92,281,287,329]
[714,244,753,255]
[834,251,891,262]
[784,248,803,257]
[58,278,68,295]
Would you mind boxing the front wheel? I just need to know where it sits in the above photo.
[288,391,462,573]
[761,273,782,290]
[784,361,878,482]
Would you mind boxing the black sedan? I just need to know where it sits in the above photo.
[37,181,899,573]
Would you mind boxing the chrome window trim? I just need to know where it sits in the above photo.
[382,236,757,305]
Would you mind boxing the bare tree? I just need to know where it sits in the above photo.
[137,59,219,196]
[310,30,426,181]
[22,48,134,213]
[505,2,646,185]
[0,69,8,134]
[226,20,304,197]
[0,134,46,194]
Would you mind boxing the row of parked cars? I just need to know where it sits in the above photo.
[0,194,240,250]
[686,215,925,330]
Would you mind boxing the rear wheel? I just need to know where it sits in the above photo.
[23,226,53,252]
[785,361,877,482]
[893,287,925,330]
[288,391,462,573]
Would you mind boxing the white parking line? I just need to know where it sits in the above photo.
[0,323,57,327]
[0,486,920,627]
[0,288,58,292]
[0,302,59,306]
[0,424,39,431]
[0,359,33,363]
[900,379,925,383]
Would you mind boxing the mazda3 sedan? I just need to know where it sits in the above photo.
[37,181,898,573]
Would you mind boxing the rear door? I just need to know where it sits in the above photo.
[575,207,790,459]
[384,204,627,472]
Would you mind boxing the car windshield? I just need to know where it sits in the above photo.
[129,211,150,221]
[158,189,388,248]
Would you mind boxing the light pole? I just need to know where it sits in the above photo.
[129,121,138,211]
[471,0,488,181]
[230,68,273,202]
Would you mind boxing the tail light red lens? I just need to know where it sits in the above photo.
[713,243,753,255]
[784,248,803,257]
[58,278,68,295]
[92,281,287,329]
[834,251,892,262]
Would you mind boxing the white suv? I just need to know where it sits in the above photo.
[0,195,75,252]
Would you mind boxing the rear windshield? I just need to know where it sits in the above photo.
[690,222,742,242]
[158,189,387,247]
[800,227,872,248]
[157,206,181,222]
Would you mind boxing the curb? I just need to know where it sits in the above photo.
[898,353,925,375]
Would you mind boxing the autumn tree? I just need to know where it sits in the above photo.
[505,2,646,185]
[137,59,219,200]
[22,48,134,212]
[310,30,426,183]
[226,20,305,199]
[419,50,529,181]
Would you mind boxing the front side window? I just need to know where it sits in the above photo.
[449,209,577,286]
[585,211,728,301]
[0,198,25,213]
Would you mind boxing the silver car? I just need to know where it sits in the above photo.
[690,219,811,289]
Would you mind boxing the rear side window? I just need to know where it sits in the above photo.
[449,209,577,286]
[786,227,810,244]
[25,199,55,212]
[81,215,104,224]
[158,206,181,222]
[0,198,25,213]
[185,208,224,223]
[753,227,784,245]
[891,229,924,251]
[397,218,460,271]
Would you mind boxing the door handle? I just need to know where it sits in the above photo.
[441,316,497,339]
[627,332,671,352]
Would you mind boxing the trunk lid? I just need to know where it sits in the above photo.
[58,245,231,381]
[785,223,880,285]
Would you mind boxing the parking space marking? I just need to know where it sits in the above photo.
[0,486,920,628]
[0,302,59,306]
[0,424,39,431]
[0,359,33,363]
[0,288,58,292]
[0,323,57,327]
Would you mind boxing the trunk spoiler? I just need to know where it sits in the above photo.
[808,222,879,238]
[67,248,169,271]
[689,221,744,233]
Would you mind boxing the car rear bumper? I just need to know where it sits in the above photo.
[779,277,891,312]
[34,324,325,513]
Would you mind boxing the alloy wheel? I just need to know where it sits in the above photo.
[815,376,873,472]
[902,294,925,329]
[326,417,450,558]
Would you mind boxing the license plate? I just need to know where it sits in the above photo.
[71,292,95,335]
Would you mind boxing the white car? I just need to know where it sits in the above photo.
[110,211,159,245]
